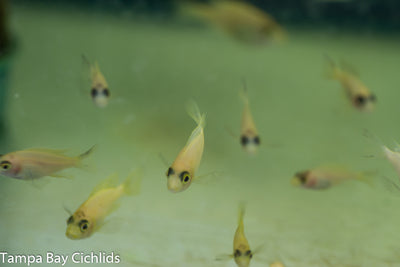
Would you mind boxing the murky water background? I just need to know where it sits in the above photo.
[1,3,400,266]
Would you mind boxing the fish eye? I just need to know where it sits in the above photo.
[241,136,249,146]
[79,219,89,232]
[295,171,308,184]
[67,216,74,224]
[253,136,260,145]
[0,161,11,170]
[166,167,174,177]
[245,250,252,258]
[234,249,241,257]
[354,95,366,106]
[180,171,190,184]
[91,88,98,97]
[103,88,110,97]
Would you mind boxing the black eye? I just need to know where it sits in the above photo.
[103,88,110,97]
[79,219,89,232]
[234,249,241,257]
[166,167,174,177]
[67,216,74,224]
[179,171,191,184]
[91,88,98,97]
[253,136,260,145]
[245,250,252,258]
[1,160,11,170]
[241,136,249,146]
[355,95,366,106]
[296,171,308,184]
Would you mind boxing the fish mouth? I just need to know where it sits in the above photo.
[167,176,183,193]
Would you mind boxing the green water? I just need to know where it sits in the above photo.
[2,4,400,267]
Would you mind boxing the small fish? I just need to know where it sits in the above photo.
[233,205,253,267]
[182,0,287,45]
[270,262,285,267]
[82,55,110,108]
[216,204,254,266]
[292,165,367,190]
[166,101,206,193]
[0,146,94,180]
[65,171,141,240]
[240,81,260,154]
[325,57,376,112]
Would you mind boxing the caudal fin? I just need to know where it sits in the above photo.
[186,100,206,129]
[122,168,143,196]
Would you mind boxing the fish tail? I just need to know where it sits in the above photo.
[76,145,96,170]
[324,55,341,80]
[238,202,246,227]
[122,168,142,196]
[186,100,206,129]
[239,78,250,106]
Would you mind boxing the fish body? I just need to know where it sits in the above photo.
[0,147,94,180]
[66,171,141,240]
[326,58,376,112]
[233,205,253,267]
[83,56,110,108]
[292,165,364,190]
[166,102,205,193]
[183,1,286,44]
[240,87,260,154]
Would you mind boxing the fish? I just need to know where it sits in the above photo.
[82,55,110,108]
[325,57,376,112]
[292,165,369,190]
[216,204,254,267]
[65,170,141,240]
[240,81,260,154]
[166,101,206,193]
[0,146,95,180]
[182,0,287,45]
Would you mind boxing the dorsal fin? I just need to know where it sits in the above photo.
[24,148,69,155]
[89,173,119,197]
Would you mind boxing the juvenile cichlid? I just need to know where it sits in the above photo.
[292,165,368,190]
[0,146,94,180]
[233,205,253,267]
[325,57,376,112]
[66,170,141,240]
[166,101,206,193]
[182,0,287,45]
[82,55,110,108]
[240,82,260,154]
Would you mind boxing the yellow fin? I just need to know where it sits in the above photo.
[89,173,119,197]
[238,202,246,227]
[186,100,206,129]
[122,168,142,196]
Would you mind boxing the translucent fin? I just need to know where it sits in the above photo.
[89,173,119,197]
[76,145,96,171]
[381,176,400,197]
[215,254,233,261]
[192,171,224,185]
[122,169,142,196]
[49,173,73,180]
[339,60,359,77]
[24,148,69,155]
[158,153,170,167]
[96,216,124,234]
[81,54,91,67]
[323,54,341,80]
[252,243,265,256]
[224,124,238,139]
[186,100,206,129]
[78,145,96,160]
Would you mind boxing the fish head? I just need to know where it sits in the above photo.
[352,92,376,112]
[91,86,110,108]
[65,213,94,240]
[234,249,252,267]
[291,170,309,187]
[166,167,192,193]
[241,134,260,154]
[0,154,20,177]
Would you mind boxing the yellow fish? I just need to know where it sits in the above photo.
[217,204,255,267]
[182,0,287,45]
[83,55,110,108]
[326,57,376,112]
[66,171,141,240]
[166,102,206,193]
[240,83,260,154]
[292,165,368,190]
[0,146,94,180]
